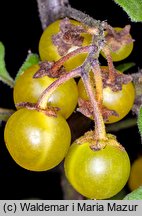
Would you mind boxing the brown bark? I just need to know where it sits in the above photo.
[36,0,70,29]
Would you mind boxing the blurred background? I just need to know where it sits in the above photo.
[0,0,142,199]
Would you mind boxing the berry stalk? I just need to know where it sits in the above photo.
[34,45,93,78]
[102,45,116,82]
[92,61,103,106]
[81,71,107,141]
[36,67,80,109]
[36,0,70,29]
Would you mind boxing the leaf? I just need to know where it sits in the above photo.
[15,51,40,81]
[137,107,142,135]
[0,108,15,123]
[0,42,14,87]
[123,186,142,200]
[114,0,142,22]
[116,62,136,72]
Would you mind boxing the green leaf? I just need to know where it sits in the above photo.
[138,107,142,135]
[114,0,142,22]
[0,108,15,122]
[116,62,135,72]
[0,42,14,87]
[123,186,142,200]
[15,51,40,81]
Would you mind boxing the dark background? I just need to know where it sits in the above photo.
[0,0,142,199]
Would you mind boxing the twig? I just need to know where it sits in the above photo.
[36,0,70,29]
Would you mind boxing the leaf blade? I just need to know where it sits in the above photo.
[116,62,136,72]
[123,186,142,200]
[0,42,14,88]
[15,51,40,81]
[137,107,142,135]
[114,0,142,22]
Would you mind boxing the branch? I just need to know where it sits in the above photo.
[36,0,106,30]
[36,0,70,29]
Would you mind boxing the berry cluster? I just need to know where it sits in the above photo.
[4,18,135,199]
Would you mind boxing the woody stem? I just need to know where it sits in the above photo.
[36,0,70,29]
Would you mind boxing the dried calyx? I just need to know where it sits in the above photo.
[33,61,66,78]
[78,66,133,121]
[75,130,123,151]
[16,102,59,117]
[101,67,132,91]
[52,17,85,56]
[77,98,118,122]
[104,24,134,52]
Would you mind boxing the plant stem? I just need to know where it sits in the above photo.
[63,6,106,29]
[36,24,106,140]
[81,71,106,141]
[102,46,116,82]
[46,45,94,75]
[36,0,106,31]
[78,34,107,141]
[36,0,70,29]
[92,61,103,106]
[36,3,107,140]
[37,67,81,109]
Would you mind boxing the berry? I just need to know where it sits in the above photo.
[4,108,71,171]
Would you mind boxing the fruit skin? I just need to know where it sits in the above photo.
[64,137,130,199]
[13,64,78,119]
[38,19,92,71]
[101,27,133,62]
[4,108,71,171]
[78,70,135,123]
[102,82,135,123]
[128,156,142,191]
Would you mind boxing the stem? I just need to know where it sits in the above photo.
[106,118,137,132]
[36,0,70,29]
[81,72,106,140]
[105,23,119,38]
[79,35,106,141]
[102,46,116,82]
[48,45,93,74]
[36,2,106,140]
[36,0,106,31]
[91,61,103,106]
[37,68,81,109]
[63,6,106,30]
